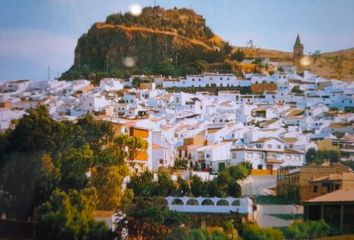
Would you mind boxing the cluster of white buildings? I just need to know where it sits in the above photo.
[1,70,353,173]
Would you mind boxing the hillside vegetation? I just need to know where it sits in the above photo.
[62,7,233,80]
[62,6,353,82]
[307,48,354,81]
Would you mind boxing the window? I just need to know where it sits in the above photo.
[206,154,210,158]
[267,144,272,149]
[257,164,263,170]
[232,152,237,159]
[277,145,282,149]
[313,185,318,193]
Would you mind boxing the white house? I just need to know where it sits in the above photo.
[99,78,124,92]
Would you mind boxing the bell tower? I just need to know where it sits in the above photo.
[293,34,304,62]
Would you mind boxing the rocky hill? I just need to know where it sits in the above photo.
[62,7,353,82]
[62,7,232,80]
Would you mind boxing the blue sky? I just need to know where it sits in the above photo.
[1,0,353,80]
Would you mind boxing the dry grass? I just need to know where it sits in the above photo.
[308,48,354,81]
[236,47,292,61]
[95,22,214,50]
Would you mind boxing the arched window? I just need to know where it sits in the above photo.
[231,200,240,206]
[201,199,214,205]
[171,198,184,205]
[216,200,229,206]
[186,199,199,205]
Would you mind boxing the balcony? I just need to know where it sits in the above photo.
[266,158,283,164]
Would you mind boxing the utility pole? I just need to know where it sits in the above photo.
[48,66,51,80]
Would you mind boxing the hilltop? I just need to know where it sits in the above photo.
[62,7,232,80]
[62,7,353,82]
[307,48,354,81]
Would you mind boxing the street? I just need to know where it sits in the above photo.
[240,175,303,228]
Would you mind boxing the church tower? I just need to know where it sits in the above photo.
[293,34,304,62]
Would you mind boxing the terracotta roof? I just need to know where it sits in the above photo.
[305,189,354,203]
[329,122,352,129]
[152,143,165,149]
[282,137,298,143]
[287,109,304,117]
[207,128,222,134]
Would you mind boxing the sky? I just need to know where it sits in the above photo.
[0,0,353,81]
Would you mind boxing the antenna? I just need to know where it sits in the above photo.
[48,65,51,80]
[154,0,156,7]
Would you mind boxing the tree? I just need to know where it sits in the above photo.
[305,148,340,165]
[278,66,284,72]
[126,197,184,239]
[207,179,224,197]
[227,180,241,198]
[306,148,317,164]
[59,144,94,190]
[177,176,191,196]
[291,86,304,94]
[103,134,148,167]
[132,77,142,88]
[174,159,188,169]
[127,170,157,197]
[35,188,113,240]
[227,163,251,180]
[156,170,177,196]
[77,114,114,154]
[0,152,44,219]
[7,105,61,153]
[190,175,207,197]
[90,165,129,210]
[232,49,245,62]
[154,61,177,76]
[36,154,61,209]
